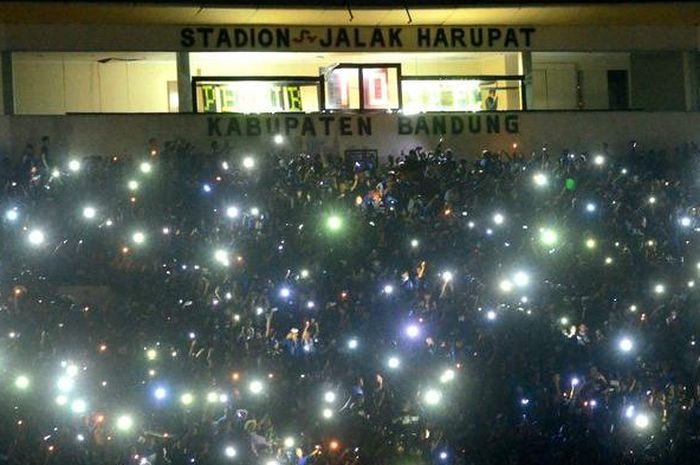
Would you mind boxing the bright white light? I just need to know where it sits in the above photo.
[540,228,558,246]
[224,446,237,458]
[226,206,239,218]
[274,134,284,145]
[82,206,97,220]
[486,310,497,321]
[5,209,18,221]
[68,159,81,172]
[405,324,420,338]
[154,387,167,400]
[221,161,230,171]
[249,380,263,394]
[279,287,291,299]
[439,452,448,460]
[411,239,419,248]
[322,408,333,419]
[27,229,45,246]
[387,356,400,369]
[324,391,337,403]
[585,238,596,249]
[250,207,260,216]
[139,161,152,174]
[383,284,394,295]
[214,249,230,266]
[66,364,79,377]
[76,434,85,442]
[571,377,580,387]
[116,414,133,431]
[634,413,650,429]
[70,399,87,414]
[219,393,229,403]
[347,338,358,350]
[648,196,656,205]
[513,271,530,287]
[625,405,636,418]
[654,283,665,294]
[681,216,692,227]
[593,155,605,166]
[441,271,454,283]
[532,173,548,187]
[180,392,194,405]
[283,437,295,448]
[586,203,596,212]
[128,180,139,191]
[203,184,212,193]
[242,156,256,169]
[439,369,455,383]
[132,231,146,245]
[55,394,68,406]
[619,337,634,353]
[15,375,30,390]
[493,213,505,225]
[499,279,513,293]
[56,376,74,393]
[560,317,569,326]
[423,388,442,406]
[207,391,219,403]
[300,269,310,279]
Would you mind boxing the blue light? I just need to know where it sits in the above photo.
[202,184,212,193]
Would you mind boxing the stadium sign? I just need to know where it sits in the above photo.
[180,26,536,51]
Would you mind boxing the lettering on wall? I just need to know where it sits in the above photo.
[206,114,519,138]
[181,26,536,51]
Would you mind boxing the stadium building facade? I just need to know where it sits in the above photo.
[1,1,700,158]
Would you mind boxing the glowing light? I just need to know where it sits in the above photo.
[68,159,81,172]
[383,284,394,295]
[440,369,455,383]
[654,283,665,294]
[139,161,152,174]
[180,392,194,406]
[387,356,400,369]
[127,180,139,191]
[27,229,45,246]
[242,156,256,169]
[225,206,240,219]
[486,310,497,321]
[629,304,638,312]
[116,414,134,432]
[14,375,30,390]
[571,377,580,387]
[625,405,636,418]
[207,391,219,403]
[5,208,18,221]
[499,279,513,293]
[689,280,696,288]
[440,452,448,460]
[442,271,454,283]
[493,213,505,225]
[593,154,605,166]
[56,376,75,393]
[146,349,157,361]
[619,337,634,353]
[202,184,212,193]
[70,399,88,414]
[326,214,343,232]
[76,434,85,442]
[410,238,419,248]
[560,317,569,326]
[532,172,548,187]
[132,231,146,245]
[586,203,596,212]
[605,256,613,265]
[513,271,530,287]
[274,134,284,145]
[539,228,558,246]
[347,338,358,350]
[405,324,420,338]
[585,238,596,249]
[322,408,333,419]
[82,206,97,220]
[249,380,264,394]
[66,364,79,377]
[283,437,295,448]
[279,287,291,299]
[681,216,692,227]
[423,388,442,406]
[250,207,260,216]
[634,413,650,429]
[154,387,167,400]
[214,249,230,266]
[324,391,337,403]
[55,394,68,406]
[648,196,656,205]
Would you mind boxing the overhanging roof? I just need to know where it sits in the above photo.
[1,1,700,26]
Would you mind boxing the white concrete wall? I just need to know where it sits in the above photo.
[0,112,698,162]
[12,54,177,114]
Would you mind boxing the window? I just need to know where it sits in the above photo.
[402,77,523,112]
[193,78,320,113]
[323,64,400,111]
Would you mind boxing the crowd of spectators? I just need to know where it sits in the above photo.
[1,136,700,465]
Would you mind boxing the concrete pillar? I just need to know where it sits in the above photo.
[1,51,13,115]
[520,51,533,110]
[176,51,192,113]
